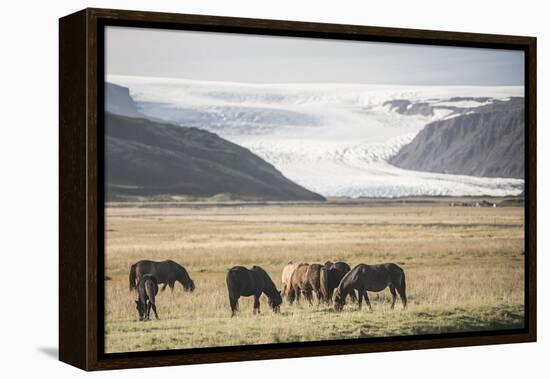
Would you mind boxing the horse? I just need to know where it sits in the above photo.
[129,260,195,293]
[135,274,160,321]
[226,266,282,317]
[287,263,309,304]
[320,261,357,304]
[281,262,302,298]
[333,263,407,311]
[287,263,325,305]
[305,264,325,304]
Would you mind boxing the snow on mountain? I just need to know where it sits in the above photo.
[107,75,524,197]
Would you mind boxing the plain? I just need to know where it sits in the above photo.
[104,201,525,352]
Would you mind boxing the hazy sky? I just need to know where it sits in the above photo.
[106,26,524,86]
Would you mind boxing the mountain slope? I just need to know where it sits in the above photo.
[105,112,325,201]
[106,82,144,118]
[390,98,524,179]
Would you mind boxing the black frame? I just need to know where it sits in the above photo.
[59,8,537,371]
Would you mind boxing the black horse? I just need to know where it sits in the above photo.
[333,263,407,311]
[135,274,160,321]
[226,266,282,317]
[320,261,357,304]
[129,260,195,293]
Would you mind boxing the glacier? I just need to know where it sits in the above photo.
[107,75,525,198]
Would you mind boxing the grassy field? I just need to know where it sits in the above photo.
[104,202,525,353]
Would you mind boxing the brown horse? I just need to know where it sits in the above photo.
[320,261,357,304]
[305,264,325,304]
[287,263,309,304]
[288,263,325,305]
[129,260,195,293]
[333,263,407,311]
[281,262,302,298]
[135,274,160,321]
[226,266,282,317]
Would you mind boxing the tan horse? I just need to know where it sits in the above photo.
[281,262,303,298]
[288,263,326,305]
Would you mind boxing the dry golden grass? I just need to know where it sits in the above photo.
[104,203,525,353]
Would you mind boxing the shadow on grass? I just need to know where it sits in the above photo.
[357,305,525,338]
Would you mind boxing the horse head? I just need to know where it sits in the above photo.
[135,299,146,321]
[332,288,345,311]
[187,279,196,292]
[268,290,283,313]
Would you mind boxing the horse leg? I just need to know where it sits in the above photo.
[363,291,373,311]
[229,295,239,317]
[287,287,295,305]
[306,290,313,306]
[169,281,175,292]
[316,290,324,305]
[151,302,160,320]
[253,294,261,314]
[348,289,358,303]
[389,285,398,309]
[161,283,168,291]
[146,301,152,320]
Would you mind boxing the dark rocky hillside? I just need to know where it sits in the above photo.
[105,112,325,201]
[390,98,524,179]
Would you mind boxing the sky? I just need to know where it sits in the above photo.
[105,26,524,86]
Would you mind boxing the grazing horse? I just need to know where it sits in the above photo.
[135,274,160,321]
[287,263,325,305]
[333,263,407,311]
[320,261,357,304]
[287,263,309,304]
[226,266,282,317]
[281,262,302,298]
[129,260,195,293]
[305,264,325,304]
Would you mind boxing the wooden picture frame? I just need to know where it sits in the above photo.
[59,7,537,371]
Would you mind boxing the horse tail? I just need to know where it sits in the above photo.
[320,267,329,303]
[226,269,239,315]
[129,263,137,291]
[145,278,157,305]
[398,268,407,308]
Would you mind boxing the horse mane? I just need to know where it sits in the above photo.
[129,263,137,291]
[335,267,355,298]
[251,266,278,298]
